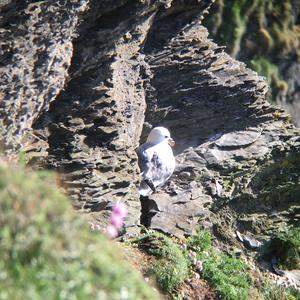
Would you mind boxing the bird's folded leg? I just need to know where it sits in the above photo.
[144,179,156,193]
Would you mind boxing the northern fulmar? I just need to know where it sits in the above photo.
[137,127,175,196]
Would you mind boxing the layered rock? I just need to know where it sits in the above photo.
[0,0,299,240]
[0,0,88,151]
[141,16,300,238]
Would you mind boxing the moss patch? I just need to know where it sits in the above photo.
[0,164,158,300]
[133,232,190,294]
[251,152,300,207]
[205,0,300,56]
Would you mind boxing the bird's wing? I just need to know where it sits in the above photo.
[137,143,175,196]
[136,143,153,177]
[137,143,174,184]
[137,143,155,196]
[153,150,175,187]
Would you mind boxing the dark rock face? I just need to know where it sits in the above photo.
[0,0,299,239]
[0,0,87,151]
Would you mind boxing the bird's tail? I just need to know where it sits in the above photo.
[138,181,153,196]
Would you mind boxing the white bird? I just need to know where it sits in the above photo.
[137,127,176,196]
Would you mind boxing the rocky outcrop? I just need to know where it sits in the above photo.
[141,16,300,237]
[0,0,87,151]
[0,0,299,240]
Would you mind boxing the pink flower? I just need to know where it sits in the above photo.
[88,221,102,231]
[106,224,118,238]
[95,224,101,230]
[105,202,128,239]
[112,202,127,218]
[188,250,196,258]
[88,222,95,230]
[110,213,123,229]
[196,260,203,272]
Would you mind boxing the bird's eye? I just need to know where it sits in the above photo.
[165,135,169,138]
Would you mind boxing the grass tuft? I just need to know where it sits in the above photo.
[187,229,252,300]
[133,232,189,294]
[186,229,212,252]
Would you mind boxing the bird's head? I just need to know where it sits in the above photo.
[146,127,175,147]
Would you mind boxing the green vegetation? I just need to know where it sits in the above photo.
[187,229,300,300]
[256,277,300,300]
[187,230,252,300]
[4,159,297,299]
[285,287,300,300]
[187,229,212,252]
[133,229,300,299]
[264,228,300,270]
[152,260,188,294]
[0,163,158,300]
[202,253,251,300]
[133,232,189,294]
[206,0,300,56]
[250,152,300,207]
[204,0,300,100]
[208,0,259,57]
[249,57,288,95]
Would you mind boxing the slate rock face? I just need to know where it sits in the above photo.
[0,0,88,151]
[0,0,299,238]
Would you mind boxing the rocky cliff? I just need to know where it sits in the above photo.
[0,0,299,243]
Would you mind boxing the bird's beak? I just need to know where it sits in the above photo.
[168,138,175,147]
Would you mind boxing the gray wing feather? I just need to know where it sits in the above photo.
[150,153,169,183]
[137,143,175,195]
[137,143,173,185]
[136,143,152,177]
